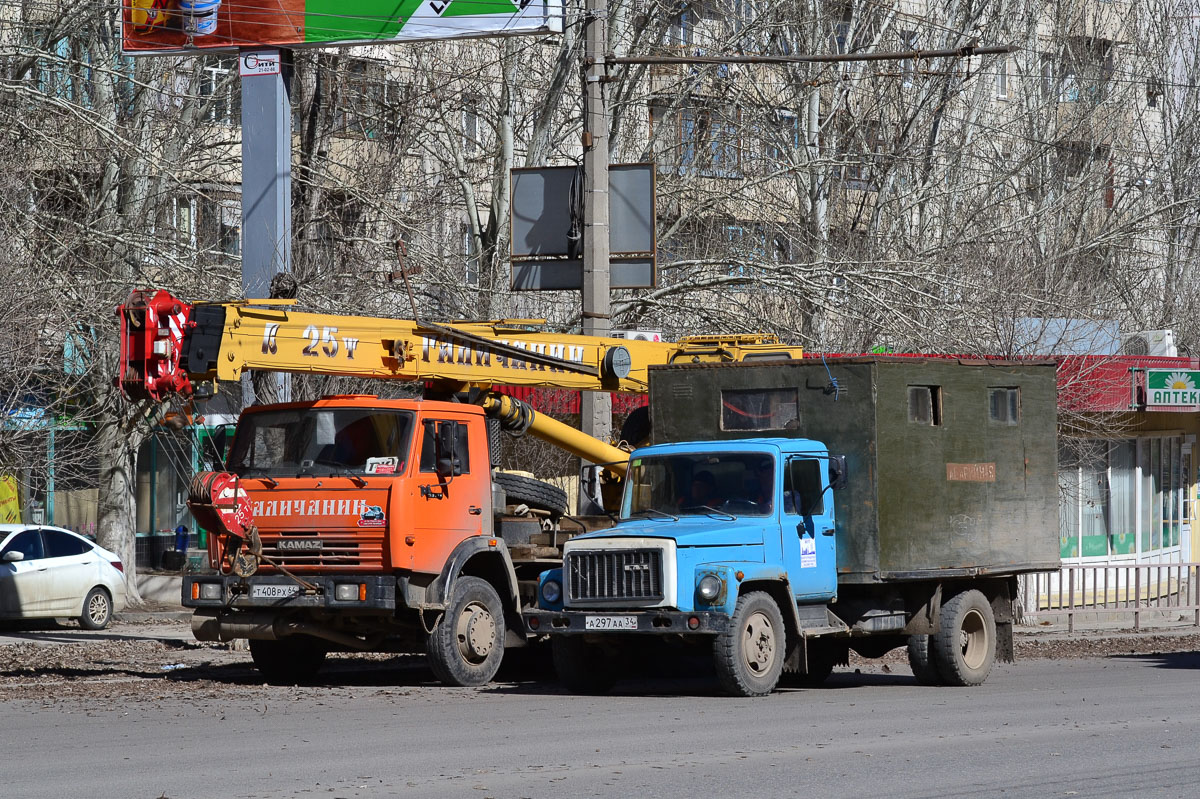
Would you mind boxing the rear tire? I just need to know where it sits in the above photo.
[906,634,943,686]
[78,587,112,631]
[552,636,618,694]
[426,576,506,687]
[932,590,996,687]
[714,592,785,696]
[249,637,327,683]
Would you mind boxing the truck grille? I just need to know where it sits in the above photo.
[566,549,663,603]
[255,536,384,571]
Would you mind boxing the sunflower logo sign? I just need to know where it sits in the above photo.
[1147,369,1200,406]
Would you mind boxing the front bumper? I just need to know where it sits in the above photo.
[523,609,730,635]
[182,574,395,612]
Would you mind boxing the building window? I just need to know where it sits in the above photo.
[1146,77,1164,109]
[218,203,240,257]
[988,387,1019,424]
[995,56,1009,98]
[462,94,480,155]
[199,57,239,125]
[669,6,695,48]
[670,107,742,178]
[900,30,918,86]
[461,223,480,286]
[908,386,942,426]
[1059,437,1185,560]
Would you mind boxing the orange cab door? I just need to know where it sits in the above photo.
[406,417,489,575]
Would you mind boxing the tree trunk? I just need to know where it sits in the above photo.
[95,419,143,605]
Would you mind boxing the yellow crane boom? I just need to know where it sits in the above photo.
[118,289,802,402]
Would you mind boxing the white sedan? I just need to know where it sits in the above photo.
[0,524,128,629]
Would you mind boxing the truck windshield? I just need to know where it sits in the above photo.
[622,452,774,518]
[227,408,414,478]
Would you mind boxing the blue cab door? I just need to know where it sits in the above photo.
[781,457,837,600]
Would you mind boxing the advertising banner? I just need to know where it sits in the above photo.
[123,0,563,55]
[0,476,20,524]
[1146,369,1200,407]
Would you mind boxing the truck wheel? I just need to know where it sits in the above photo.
[906,634,944,686]
[551,636,617,694]
[493,472,568,516]
[932,590,996,687]
[714,591,785,697]
[249,637,327,683]
[426,576,506,687]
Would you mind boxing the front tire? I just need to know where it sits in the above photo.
[714,592,785,697]
[426,576,506,687]
[249,637,327,683]
[79,587,112,630]
[932,590,996,687]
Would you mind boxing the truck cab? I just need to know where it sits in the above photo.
[183,395,531,686]
[525,438,844,695]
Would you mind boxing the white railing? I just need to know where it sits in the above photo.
[1019,562,1200,632]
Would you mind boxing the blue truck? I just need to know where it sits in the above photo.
[523,357,1060,696]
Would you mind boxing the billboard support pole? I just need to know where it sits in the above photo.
[579,0,611,512]
[239,48,293,403]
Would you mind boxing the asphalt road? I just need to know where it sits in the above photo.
[1,638,1197,799]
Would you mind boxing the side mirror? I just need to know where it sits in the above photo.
[435,421,463,478]
[828,456,848,491]
[2,550,23,562]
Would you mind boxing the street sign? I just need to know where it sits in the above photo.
[122,0,563,55]
[1146,369,1200,406]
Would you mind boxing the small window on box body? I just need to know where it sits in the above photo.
[989,387,1020,424]
[908,385,942,426]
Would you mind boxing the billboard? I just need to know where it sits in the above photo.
[510,164,657,290]
[122,0,563,55]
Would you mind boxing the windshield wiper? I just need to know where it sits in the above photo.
[237,467,278,487]
[629,508,679,521]
[680,504,736,520]
[308,460,367,487]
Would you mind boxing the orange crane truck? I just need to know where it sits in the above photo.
[117,288,801,685]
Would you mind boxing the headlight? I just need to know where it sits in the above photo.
[198,582,222,600]
[541,579,562,605]
[697,574,723,602]
[335,583,365,601]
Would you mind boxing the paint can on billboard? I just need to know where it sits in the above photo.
[179,0,222,36]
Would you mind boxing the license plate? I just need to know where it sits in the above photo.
[585,615,637,631]
[251,584,299,599]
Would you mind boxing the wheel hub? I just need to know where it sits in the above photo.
[959,608,988,669]
[742,612,776,673]
[88,594,108,624]
[456,602,496,662]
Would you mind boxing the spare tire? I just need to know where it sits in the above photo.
[619,405,651,448]
[493,471,568,516]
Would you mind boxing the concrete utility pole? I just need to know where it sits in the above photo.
[579,0,611,511]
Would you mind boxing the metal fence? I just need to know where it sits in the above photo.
[1018,562,1200,632]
